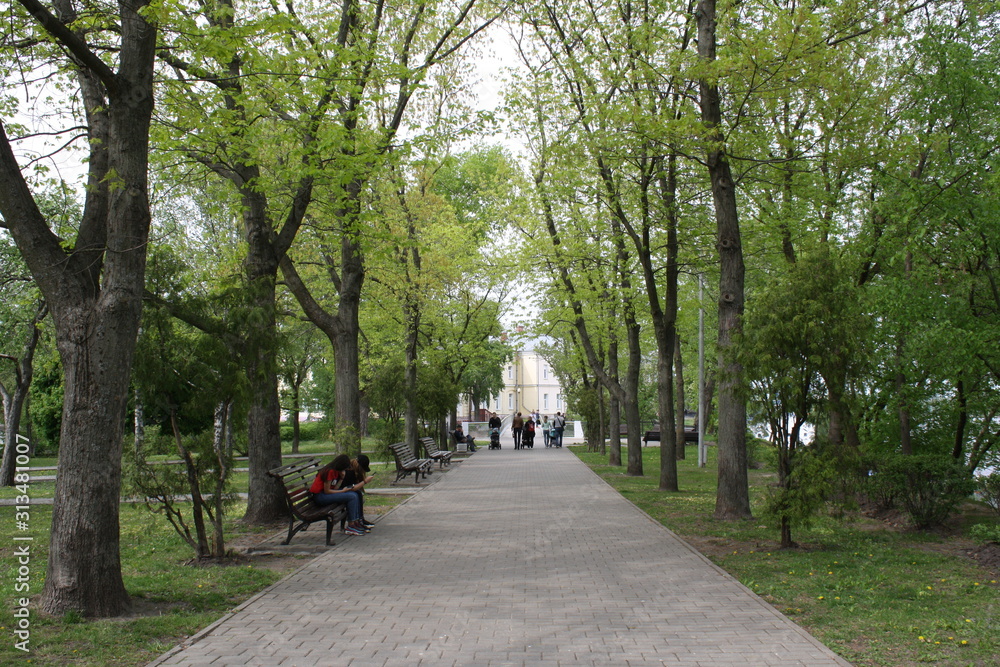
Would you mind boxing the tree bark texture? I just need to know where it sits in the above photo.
[674,334,686,461]
[241,251,285,523]
[0,0,158,617]
[0,303,45,486]
[697,0,752,519]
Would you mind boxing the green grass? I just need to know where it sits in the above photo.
[572,444,1000,667]
[0,443,408,666]
[0,503,291,666]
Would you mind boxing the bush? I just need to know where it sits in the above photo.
[870,454,977,529]
[968,522,1000,545]
[279,420,329,443]
[975,472,1000,518]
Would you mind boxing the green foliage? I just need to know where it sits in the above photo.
[975,473,1000,518]
[27,351,62,455]
[367,417,404,449]
[968,522,1000,545]
[279,420,328,443]
[759,448,838,533]
[123,429,238,559]
[869,454,978,529]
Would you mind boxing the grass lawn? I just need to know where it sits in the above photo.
[571,444,1000,667]
[0,438,408,666]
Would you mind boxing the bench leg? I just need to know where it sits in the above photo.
[282,517,296,545]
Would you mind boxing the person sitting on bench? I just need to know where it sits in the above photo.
[453,423,477,452]
[310,454,368,535]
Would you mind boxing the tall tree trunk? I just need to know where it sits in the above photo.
[333,230,364,454]
[134,384,145,457]
[0,302,45,486]
[595,383,607,455]
[609,394,622,466]
[0,0,158,617]
[242,269,285,523]
[621,292,644,476]
[674,334,686,461]
[212,400,232,557]
[697,0,751,519]
[404,309,420,455]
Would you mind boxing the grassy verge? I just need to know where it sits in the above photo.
[0,495,406,665]
[571,444,999,667]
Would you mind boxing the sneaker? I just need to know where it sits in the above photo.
[343,526,365,536]
[361,519,375,528]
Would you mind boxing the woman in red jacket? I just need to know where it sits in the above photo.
[310,454,368,535]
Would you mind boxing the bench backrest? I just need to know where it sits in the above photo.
[419,436,442,456]
[268,457,324,519]
[389,441,421,467]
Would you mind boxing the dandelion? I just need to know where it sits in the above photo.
[918,636,925,641]
[973,582,980,586]
[817,596,824,600]
[828,571,833,575]
[965,619,972,623]
[961,640,968,645]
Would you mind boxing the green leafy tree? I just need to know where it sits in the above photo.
[0,0,157,616]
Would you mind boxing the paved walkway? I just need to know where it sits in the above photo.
[150,446,851,666]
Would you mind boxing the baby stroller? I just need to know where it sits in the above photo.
[489,427,501,449]
[523,423,535,448]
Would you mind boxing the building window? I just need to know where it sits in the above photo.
[557,394,563,410]
[543,366,549,380]
[543,393,549,410]
[495,395,500,410]
[507,366,514,380]
[508,393,514,410]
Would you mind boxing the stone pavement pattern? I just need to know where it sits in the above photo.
[150,447,852,666]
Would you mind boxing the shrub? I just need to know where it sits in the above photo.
[871,454,977,529]
[975,472,1000,518]
[279,420,329,443]
[760,447,837,547]
[968,522,1000,545]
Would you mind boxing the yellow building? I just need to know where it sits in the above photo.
[458,346,565,422]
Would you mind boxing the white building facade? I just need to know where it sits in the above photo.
[458,347,565,422]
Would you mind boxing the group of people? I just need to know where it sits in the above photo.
[311,411,570,532]
[309,454,377,535]
[448,410,571,453]
[497,410,567,450]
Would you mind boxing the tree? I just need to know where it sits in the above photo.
[0,239,47,485]
[0,0,157,615]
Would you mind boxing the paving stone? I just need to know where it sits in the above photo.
[148,446,852,666]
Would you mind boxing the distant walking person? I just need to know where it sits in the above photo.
[511,412,524,450]
[552,412,566,447]
[540,415,552,447]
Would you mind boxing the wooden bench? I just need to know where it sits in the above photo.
[643,427,699,445]
[419,436,453,468]
[388,441,434,484]
[267,457,347,546]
